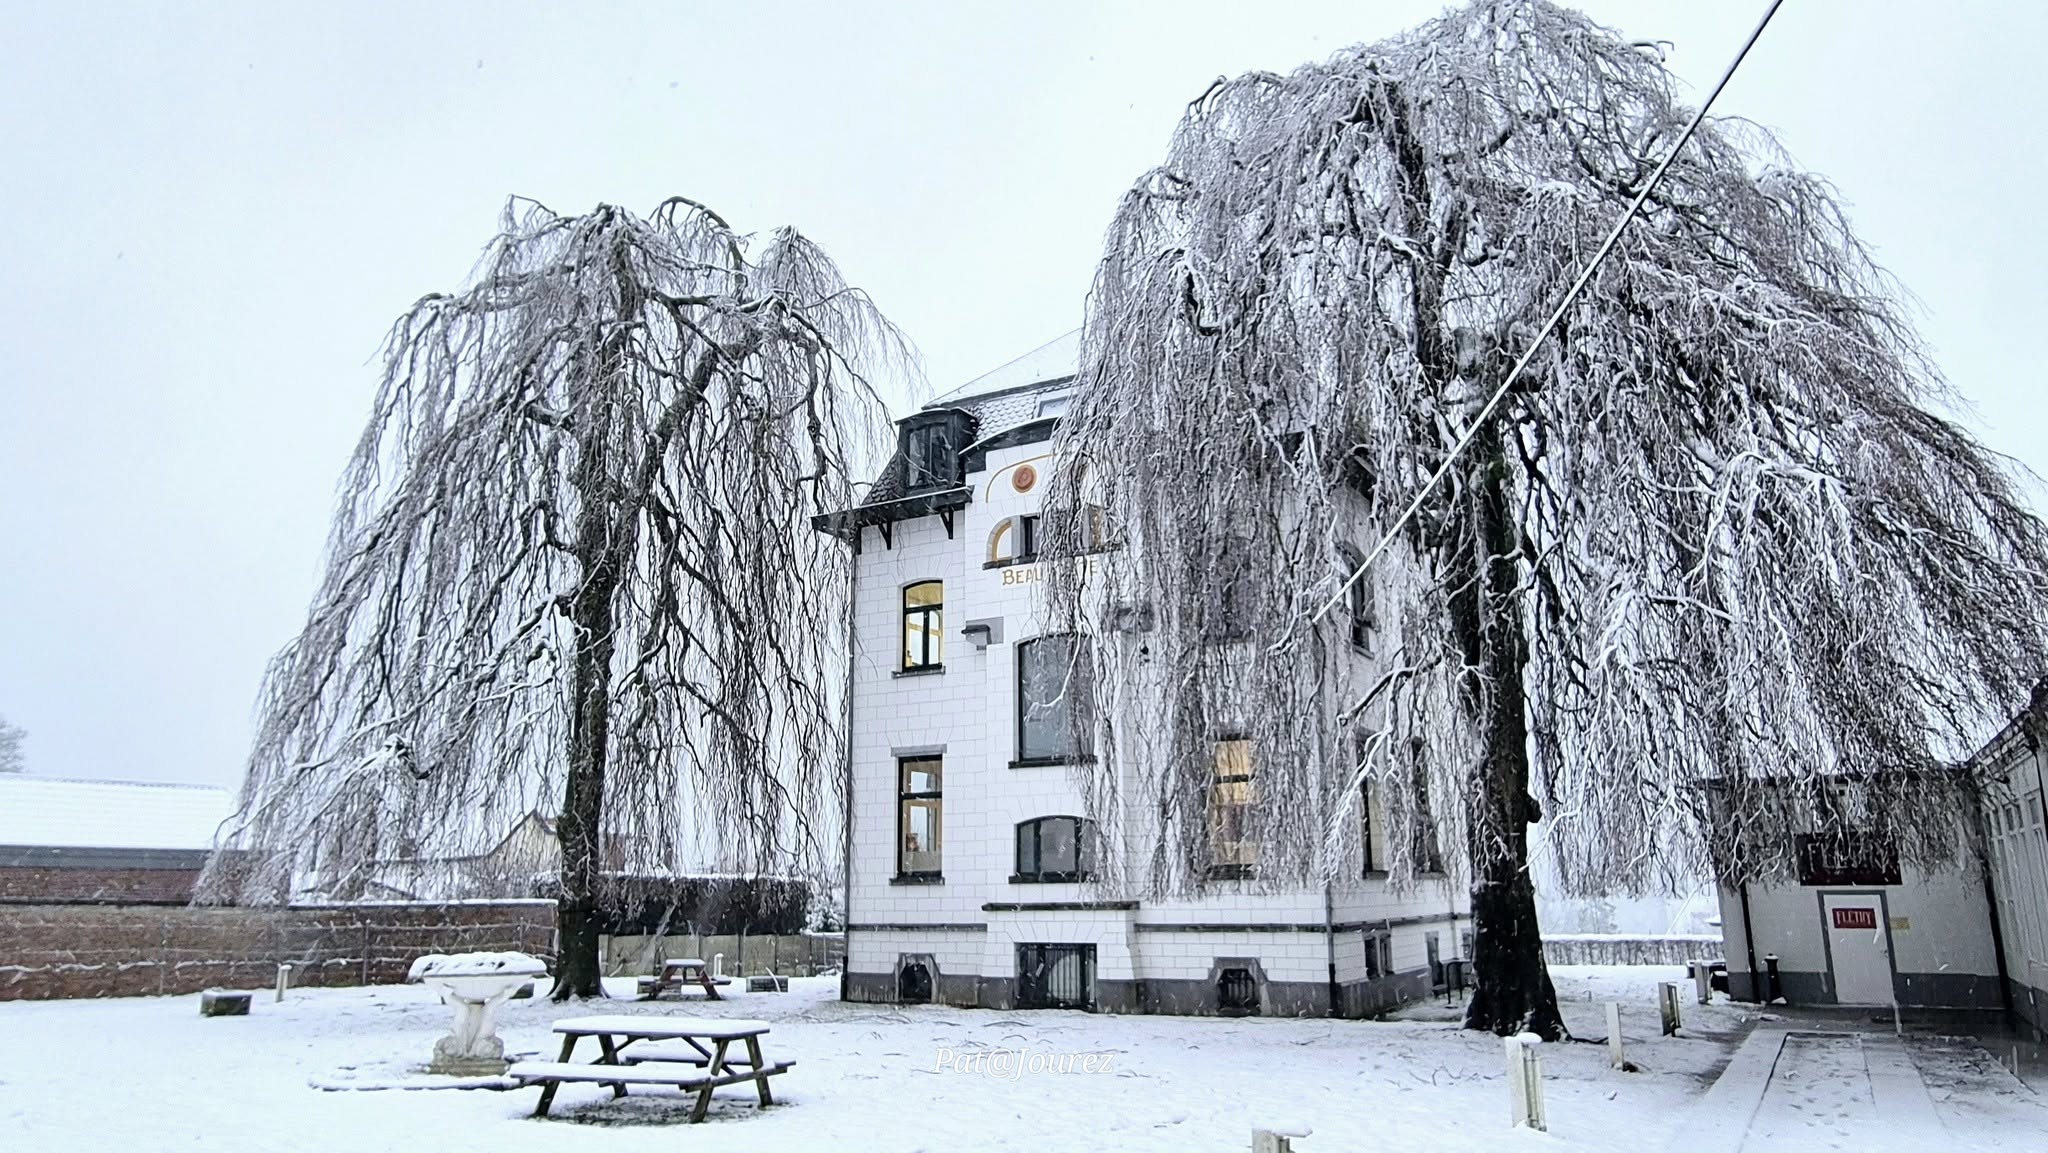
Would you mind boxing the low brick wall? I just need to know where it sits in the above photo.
[1543,933,1724,966]
[0,900,557,1000]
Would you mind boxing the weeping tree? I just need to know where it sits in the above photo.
[1042,0,2048,1037]
[200,197,899,998]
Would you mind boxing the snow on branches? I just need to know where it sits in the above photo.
[1040,0,2048,902]
[203,198,900,915]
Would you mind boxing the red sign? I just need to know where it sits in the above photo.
[1832,907,1879,931]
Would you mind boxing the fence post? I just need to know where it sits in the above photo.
[1658,982,1681,1035]
[1606,1001,1624,1069]
[1505,1034,1546,1130]
[1251,1122,1311,1151]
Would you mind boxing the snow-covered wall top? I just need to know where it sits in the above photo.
[0,776,235,851]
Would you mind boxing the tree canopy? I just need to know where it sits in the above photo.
[204,198,900,992]
[1042,0,2048,1030]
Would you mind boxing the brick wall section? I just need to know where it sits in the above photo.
[0,901,557,1000]
[0,866,200,905]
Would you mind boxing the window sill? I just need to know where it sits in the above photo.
[891,873,945,886]
[1008,755,1096,770]
[894,664,946,679]
[984,556,1040,570]
[1008,874,1089,885]
[1362,869,1389,881]
[1205,864,1256,882]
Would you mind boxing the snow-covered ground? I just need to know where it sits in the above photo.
[0,966,2036,1152]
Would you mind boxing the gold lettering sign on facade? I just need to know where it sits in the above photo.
[1001,566,1043,586]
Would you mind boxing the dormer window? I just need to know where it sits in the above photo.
[1035,391,1073,419]
[900,411,972,493]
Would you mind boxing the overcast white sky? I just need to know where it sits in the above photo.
[2,1,2043,788]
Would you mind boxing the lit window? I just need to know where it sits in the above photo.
[1209,737,1257,878]
[902,581,943,671]
[1016,635,1091,763]
[898,757,943,878]
[1014,816,1094,882]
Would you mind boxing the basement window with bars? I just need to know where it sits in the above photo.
[1217,967,1259,1015]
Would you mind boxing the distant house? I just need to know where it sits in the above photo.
[0,777,235,905]
[351,810,561,902]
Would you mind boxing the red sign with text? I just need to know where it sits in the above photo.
[1832,907,1879,931]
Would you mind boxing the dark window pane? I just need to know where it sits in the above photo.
[1041,817,1077,874]
[1018,636,1087,761]
[1016,822,1037,874]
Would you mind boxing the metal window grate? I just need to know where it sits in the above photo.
[1217,967,1259,1015]
[1016,944,1094,1010]
[897,961,933,1004]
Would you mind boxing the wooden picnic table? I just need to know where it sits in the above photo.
[510,1014,792,1122]
[636,957,734,1001]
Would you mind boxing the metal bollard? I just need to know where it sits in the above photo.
[1505,1034,1547,1130]
[1763,953,1782,1003]
[1606,1001,1625,1069]
[275,963,293,1002]
[1692,958,1712,1005]
[1658,982,1682,1035]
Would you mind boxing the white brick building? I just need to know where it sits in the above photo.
[814,333,1469,1016]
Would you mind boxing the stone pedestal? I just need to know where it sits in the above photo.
[407,952,550,1076]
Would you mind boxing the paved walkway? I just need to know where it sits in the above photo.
[1674,1025,2044,1152]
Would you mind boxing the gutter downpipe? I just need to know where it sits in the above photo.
[1737,881,1761,1003]
[838,526,860,1004]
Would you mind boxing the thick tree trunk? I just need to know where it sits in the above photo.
[550,525,623,1000]
[1448,436,1566,1039]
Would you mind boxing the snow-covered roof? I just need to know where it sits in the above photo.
[0,776,236,851]
[928,328,1080,408]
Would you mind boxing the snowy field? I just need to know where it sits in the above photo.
[1,966,2038,1152]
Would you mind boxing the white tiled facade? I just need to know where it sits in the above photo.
[829,338,1469,1016]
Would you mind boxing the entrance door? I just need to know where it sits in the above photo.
[1017,944,1095,1010]
[1820,894,1894,1005]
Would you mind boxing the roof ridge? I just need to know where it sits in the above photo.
[0,776,232,792]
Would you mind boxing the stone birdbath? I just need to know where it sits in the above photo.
[407,951,550,1075]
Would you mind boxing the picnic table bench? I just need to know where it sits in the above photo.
[636,957,734,1001]
[509,1015,792,1122]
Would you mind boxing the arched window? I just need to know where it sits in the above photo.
[902,581,943,671]
[1013,816,1095,882]
[987,514,1041,567]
